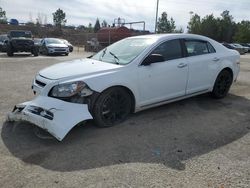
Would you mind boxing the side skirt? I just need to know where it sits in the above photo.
[137,89,209,112]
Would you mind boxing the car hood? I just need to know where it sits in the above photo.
[39,58,122,80]
[47,43,68,48]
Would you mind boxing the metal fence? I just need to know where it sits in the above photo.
[70,32,149,52]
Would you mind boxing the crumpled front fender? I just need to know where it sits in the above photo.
[7,96,93,141]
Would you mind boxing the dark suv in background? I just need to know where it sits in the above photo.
[6,30,38,57]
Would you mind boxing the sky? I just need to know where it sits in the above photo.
[1,0,250,32]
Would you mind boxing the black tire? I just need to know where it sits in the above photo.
[65,53,69,56]
[211,69,233,99]
[32,48,39,56]
[92,87,132,127]
[44,48,49,56]
[7,46,14,57]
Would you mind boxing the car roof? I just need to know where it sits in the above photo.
[9,30,31,33]
[44,38,61,40]
[129,33,214,42]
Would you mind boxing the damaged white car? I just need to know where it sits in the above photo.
[7,34,240,141]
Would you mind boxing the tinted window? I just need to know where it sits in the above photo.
[207,42,216,53]
[185,40,209,56]
[10,31,32,38]
[152,39,183,61]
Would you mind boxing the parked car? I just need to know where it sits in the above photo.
[6,30,38,56]
[8,34,240,141]
[231,43,246,54]
[39,38,69,56]
[240,43,250,52]
[34,38,42,48]
[233,43,248,53]
[0,34,8,52]
[61,39,73,52]
[222,42,234,49]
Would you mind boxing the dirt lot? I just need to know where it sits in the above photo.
[0,51,249,188]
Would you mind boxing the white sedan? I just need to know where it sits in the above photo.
[8,34,240,141]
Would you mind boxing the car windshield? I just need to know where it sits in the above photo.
[10,31,32,38]
[91,37,156,65]
[46,38,64,44]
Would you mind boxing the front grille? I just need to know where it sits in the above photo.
[35,79,46,87]
[27,105,54,120]
[54,48,66,52]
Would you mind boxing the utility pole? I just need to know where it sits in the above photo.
[155,0,159,33]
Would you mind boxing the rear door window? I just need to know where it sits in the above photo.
[184,40,210,56]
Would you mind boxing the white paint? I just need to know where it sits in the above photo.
[9,34,240,141]
[8,96,92,141]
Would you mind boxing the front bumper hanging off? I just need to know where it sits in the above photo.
[7,96,93,141]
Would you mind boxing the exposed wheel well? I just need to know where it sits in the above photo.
[212,67,234,89]
[221,67,233,78]
[100,86,136,113]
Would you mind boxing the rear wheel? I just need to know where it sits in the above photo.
[211,69,233,99]
[32,48,39,56]
[93,88,132,127]
[7,46,14,57]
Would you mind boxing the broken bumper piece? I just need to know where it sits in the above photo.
[7,96,93,141]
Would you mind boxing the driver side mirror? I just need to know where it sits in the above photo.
[142,54,165,66]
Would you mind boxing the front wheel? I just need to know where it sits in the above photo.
[211,69,233,99]
[92,88,132,127]
[7,46,14,57]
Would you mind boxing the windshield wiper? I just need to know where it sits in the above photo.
[99,48,107,61]
[109,51,120,64]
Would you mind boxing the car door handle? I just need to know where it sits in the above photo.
[213,57,220,62]
[177,63,187,68]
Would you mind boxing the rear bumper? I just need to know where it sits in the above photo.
[7,96,93,141]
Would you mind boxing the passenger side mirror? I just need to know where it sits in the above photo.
[142,54,165,66]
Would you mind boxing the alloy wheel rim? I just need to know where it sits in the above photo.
[101,91,129,124]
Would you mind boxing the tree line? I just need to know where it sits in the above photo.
[1,6,250,42]
[0,7,105,33]
[157,10,250,43]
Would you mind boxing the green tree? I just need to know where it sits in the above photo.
[87,23,93,32]
[94,18,101,32]
[101,20,108,27]
[218,10,236,42]
[0,7,7,24]
[174,27,184,33]
[157,12,176,33]
[52,8,67,28]
[187,13,201,34]
[200,14,220,41]
[233,21,250,43]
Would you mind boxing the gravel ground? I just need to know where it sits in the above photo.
[0,51,249,188]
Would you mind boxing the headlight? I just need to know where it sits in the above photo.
[49,81,93,98]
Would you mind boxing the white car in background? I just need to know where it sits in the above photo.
[39,38,69,56]
[8,34,240,141]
